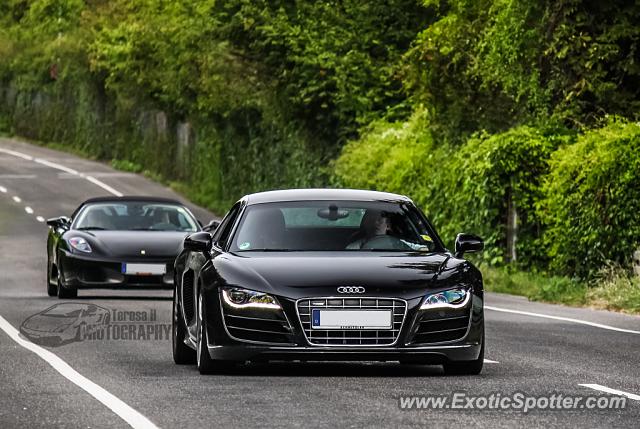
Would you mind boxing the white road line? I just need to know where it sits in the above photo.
[0,186,6,193]
[86,175,123,197]
[36,216,45,222]
[12,195,21,203]
[485,306,640,335]
[0,315,159,429]
[33,158,80,176]
[0,147,123,197]
[579,384,640,401]
[0,148,33,161]
[24,206,33,214]
[483,359,499,364]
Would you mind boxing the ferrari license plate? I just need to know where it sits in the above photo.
[121,263,166,276]
[311,309,392,330]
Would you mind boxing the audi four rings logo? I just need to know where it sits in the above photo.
[337,286,365,294]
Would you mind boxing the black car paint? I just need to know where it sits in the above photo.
[174,189,485,369]
[47,196,201,296]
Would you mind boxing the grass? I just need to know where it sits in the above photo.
[110,159,143,173]
[482,264,640,315]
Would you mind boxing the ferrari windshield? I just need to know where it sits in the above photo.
[74,202,198,232]
[230,201,439,252]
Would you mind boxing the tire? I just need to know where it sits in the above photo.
[57,273,77,299]
[442,330,484,376]
[173,285,196,364]
[47,264,58,297]
[196,292,234,375]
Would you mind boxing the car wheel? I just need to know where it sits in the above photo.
[173,285,196,364]
[47,264,58,297]
[442,329,484,376]
[196,292,233,375]
[57,273,77,299]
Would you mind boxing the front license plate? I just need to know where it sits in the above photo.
[311,309,392,330]
[121,263,166,276]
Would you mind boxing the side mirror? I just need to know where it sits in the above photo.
[184,232,213,252]
[46,216,71,229]
[202,219,220,232]
[454,233,484,258]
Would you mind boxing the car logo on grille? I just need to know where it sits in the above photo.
[337,286,365,294]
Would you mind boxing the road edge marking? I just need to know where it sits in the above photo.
[0,315,159,429]
[485,306,640,334]
[0,147,123,197]
[86,175,124,197]
[579,384,640,401]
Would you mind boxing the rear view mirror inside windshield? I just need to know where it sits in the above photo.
[317,205,350,221]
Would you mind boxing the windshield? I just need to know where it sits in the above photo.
[229,201,439,252]
[73,202,198,232]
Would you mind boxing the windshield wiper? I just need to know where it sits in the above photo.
[76,226,106,230]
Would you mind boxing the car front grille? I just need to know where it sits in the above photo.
[297,298,407,346]
[223,313,293,344]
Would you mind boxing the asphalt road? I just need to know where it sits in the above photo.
[0,137,638,428]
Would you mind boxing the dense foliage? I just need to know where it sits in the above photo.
[1,0,639,278]
[542,120,640,277]
[403,0,640,143]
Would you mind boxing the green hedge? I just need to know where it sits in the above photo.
[334,115,570,265]
[335,115,640,278]
[542,119,640,277]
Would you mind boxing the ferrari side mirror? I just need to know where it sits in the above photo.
[203,219,220,232]
[46,216,71,229]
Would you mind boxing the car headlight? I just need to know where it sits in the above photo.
[420,287,470,310]
[222,287,281,310]
[69,237,92,253]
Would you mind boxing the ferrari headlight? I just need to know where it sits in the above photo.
[420,287,470,310]
[69,237,92,253]
[222,287,281,310]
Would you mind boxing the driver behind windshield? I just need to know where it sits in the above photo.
[346,209,390,249]
[346,209,431,251]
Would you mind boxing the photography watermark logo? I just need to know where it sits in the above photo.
[398,392,627,413]
[20,303,171,347]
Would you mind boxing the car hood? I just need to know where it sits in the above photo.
[215,252,471,299]
[69,230,188,259]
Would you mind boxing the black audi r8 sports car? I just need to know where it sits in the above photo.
[47,196,202,298]
[173,189,485,375]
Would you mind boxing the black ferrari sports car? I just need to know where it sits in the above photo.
[173,189,485,375]
[47,196,203,298]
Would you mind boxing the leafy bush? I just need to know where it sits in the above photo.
[334,118,568,264]
[542,119,640,277]
[443,126,571,264]
[403,0,640,143]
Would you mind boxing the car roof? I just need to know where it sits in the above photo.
[80,196,183,206]
[243,189,413,205]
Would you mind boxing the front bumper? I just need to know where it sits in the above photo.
[59,251,174,289]
[199,289,484,363]
[207,343,480,363]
